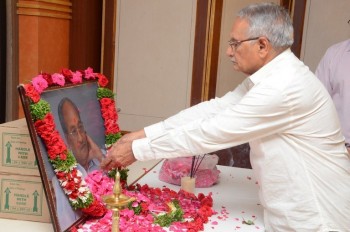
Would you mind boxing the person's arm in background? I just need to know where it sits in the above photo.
[315,47,333,95]
[315,42,350,155]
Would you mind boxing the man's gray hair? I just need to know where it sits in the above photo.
[237,3,294,50]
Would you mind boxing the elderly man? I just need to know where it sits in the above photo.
[102,3,350,231]
[58,97,104,171]
[53,97,105,231]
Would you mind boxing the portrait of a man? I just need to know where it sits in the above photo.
[58,97,104,172]
[51,96,106,231]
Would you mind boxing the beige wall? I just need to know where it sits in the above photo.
[114,0,196,131]
[301,0,350,72]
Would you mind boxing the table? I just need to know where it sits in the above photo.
[137,161,264,232]
[0,161,264,231]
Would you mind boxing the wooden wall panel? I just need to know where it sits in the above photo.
[0,1,6,123]
[101,0,116,89]
[69,0,102,72]
[17,0,72,118]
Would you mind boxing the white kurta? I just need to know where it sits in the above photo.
[133,49,350,231]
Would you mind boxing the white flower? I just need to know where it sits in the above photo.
[76,170,83,177]
[78,187,86,193]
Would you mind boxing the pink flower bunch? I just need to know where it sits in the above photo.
[84,170,115,202]
[32,74,49,94]
[84,67,96,80]
[25,67,108,102]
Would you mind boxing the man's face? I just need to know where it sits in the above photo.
[226,18,263,75]
[62,102,89,164]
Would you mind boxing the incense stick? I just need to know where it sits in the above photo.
[190,154,208,178]
[190,156,196,178]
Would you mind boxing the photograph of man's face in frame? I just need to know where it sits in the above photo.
[18,81,106,232]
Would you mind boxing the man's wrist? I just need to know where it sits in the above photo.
[132,138,155,161]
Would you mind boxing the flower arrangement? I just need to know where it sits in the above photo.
[23,67,123,216]
[78,169,215,232]
[23,67,215,231]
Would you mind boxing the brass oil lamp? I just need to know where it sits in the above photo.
[102,171,135,232]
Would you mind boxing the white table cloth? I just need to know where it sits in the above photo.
[137,161,264,232]
[0,160,264,232]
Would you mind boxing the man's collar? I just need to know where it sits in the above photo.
[249,48,292,85]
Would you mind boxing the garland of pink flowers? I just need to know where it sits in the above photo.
[23,67,122,217]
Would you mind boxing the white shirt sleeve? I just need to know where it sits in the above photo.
[134,77,292,161]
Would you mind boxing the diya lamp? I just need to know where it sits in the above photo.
[102,170,135,232]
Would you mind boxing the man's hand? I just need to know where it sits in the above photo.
[100,141,136,170]
[117,129,146,144]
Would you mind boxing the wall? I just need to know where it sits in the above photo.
[113,0,196,131]
[301,0,350,71]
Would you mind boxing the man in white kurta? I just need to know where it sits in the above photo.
[102,3,350,231]
[132,48,350,231]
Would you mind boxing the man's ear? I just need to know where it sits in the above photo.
[257,37,269,56]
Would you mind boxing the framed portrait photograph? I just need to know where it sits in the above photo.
[18,70,121,232]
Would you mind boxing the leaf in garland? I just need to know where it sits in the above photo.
[97,87,115,99]
[105,132,122,146]
[71,192,94,210]
[50,150,77,172]
[29,99,51,121]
